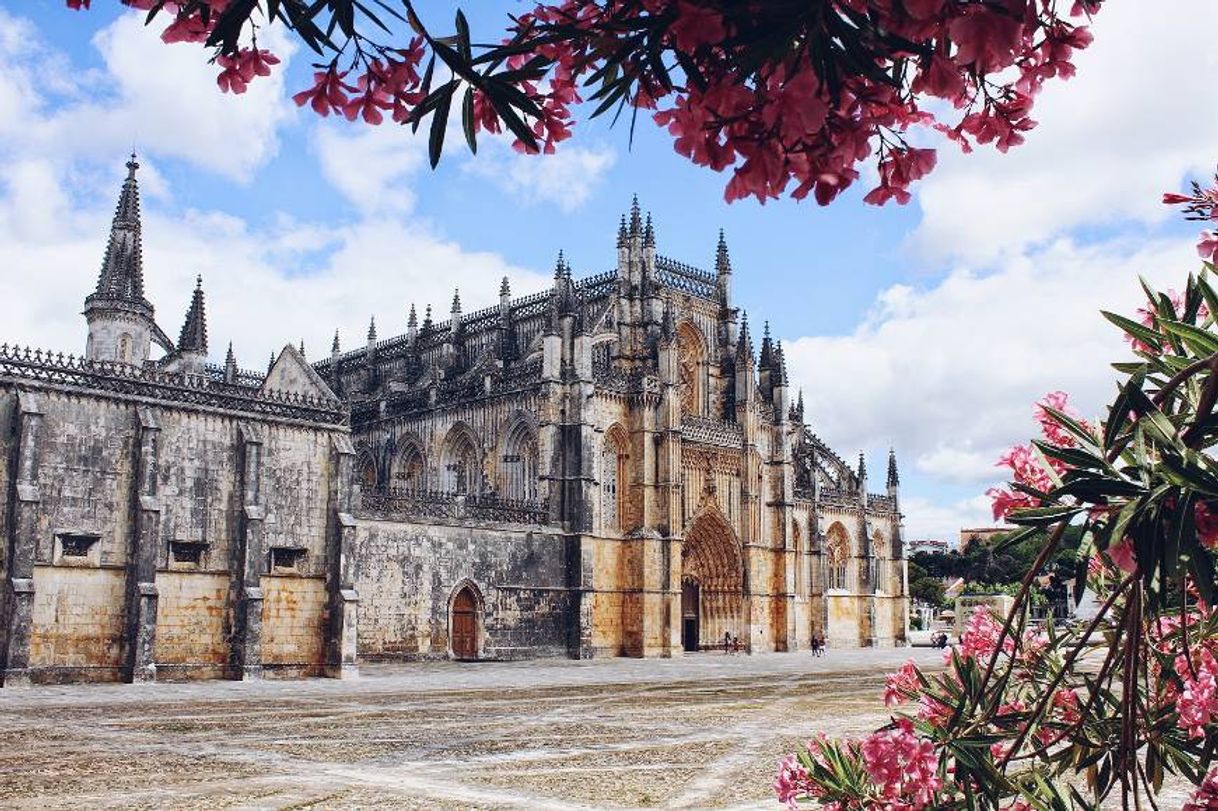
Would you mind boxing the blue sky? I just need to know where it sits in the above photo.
[1,2,1215,539]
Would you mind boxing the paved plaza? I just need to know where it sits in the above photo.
[0,648,942,810]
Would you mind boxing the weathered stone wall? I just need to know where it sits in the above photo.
[155,572,228,679]
[0,382,348,685]
[354,518,574,660]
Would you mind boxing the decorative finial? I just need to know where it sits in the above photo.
[225,341,235,364]
[451,289,461,313]
[408,303,418,328]
[299,340,306,357]
[857,451,867,481]
[617,214,628,247]
[500,276,511,298]
[887,447,900,488]
[367,315,377,341]
[716,229,731,275]
[332,330,341,354]
[629,194,642,235]
[126,152,139,178]
[643,213,655,247]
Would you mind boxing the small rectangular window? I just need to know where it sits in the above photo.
[60,534,97,557]
[269,546,307,572]
[169,541,207,567]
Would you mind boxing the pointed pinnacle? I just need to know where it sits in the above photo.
[408,303,418,328]
[643,213,655,247]
[554,249,566,278]
[368,316,377,341]
[617,214,628,246]
[500,276,511,298]
[225,341,235,365]
[178,277,208,353]
[332,330,341,354]
[451,289,461,313]
[629,194,642,235]
[299,340,306,357]
[126,152,139,179]
[716,228,731,274]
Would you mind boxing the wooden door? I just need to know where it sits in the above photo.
[451,587,478,659]
[681,579,700,652]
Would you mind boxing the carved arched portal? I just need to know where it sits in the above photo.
[682,510,744,650]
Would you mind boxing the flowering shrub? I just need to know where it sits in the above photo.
[66,1,1101,204]
[778,177,1218,807]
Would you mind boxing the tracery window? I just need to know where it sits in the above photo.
[676,323,707,417]
[501,421,539,501]
[442,430,480,495]
[392,443,425,490]
[826,523,850,591]
[602,425,628,532]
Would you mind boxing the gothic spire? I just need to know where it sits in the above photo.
[887,448,900,488]
[775,340,789,385]
[367,316,377,342]
[332,330,341,355]
[500,276,511,298]
[423,304,433,330]
[451,289,462,314]
[225,341,236,368]
[857,451,867,483]
[735,311,754,363]
[177,275,208,354]
[715,229,731,275]
[90,153,151,308]
[629,194,642,236]
[643,213,655,247]
[554,249,566,279]
[796,388,805,420]
[408,303,418,329]
[759,321,774,369]
[617,214,628,247]
[299,339,306,358]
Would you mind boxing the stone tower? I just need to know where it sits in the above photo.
[83,154,160,365]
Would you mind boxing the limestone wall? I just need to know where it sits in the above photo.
[354,518,575,660]
[0,383,346,684]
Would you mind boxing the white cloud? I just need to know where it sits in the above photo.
[912,1,1218,264]
[785,235,1197,497]
[901,495,995,543]
[0,8,296,182]
[315,122,426,214]
[464,138,616,211]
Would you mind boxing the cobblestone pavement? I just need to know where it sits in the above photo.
[0,647,1186,810]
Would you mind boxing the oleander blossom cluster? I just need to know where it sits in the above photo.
[1164,170,1218,265]
[67,0,1103,205]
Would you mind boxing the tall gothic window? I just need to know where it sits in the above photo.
[501,421,539,501]
[442,429,480,495]
[872,531,887,593]
[602,425,628,532]
[826,523,850,591]
[676,322,707,417]
[792,520,804,595]
[392,443,425,491]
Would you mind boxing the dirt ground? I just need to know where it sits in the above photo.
[0,648,1198,809]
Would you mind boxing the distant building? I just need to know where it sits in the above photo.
[907,538,953,556]
[959,527,1012,550]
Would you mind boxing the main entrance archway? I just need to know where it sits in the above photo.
[450,583,480,660]
[681,510,744,651]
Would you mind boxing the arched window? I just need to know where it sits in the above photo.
[391,442,426,491]
[501,420,539,501]
[357,454,377,492]
[872,530,887,593]
[826,522,850,591]
[118,333,133,363]
[441,427,480,495]
[601,424,628,532]
[792,519,804,594]
[676,322,707,417]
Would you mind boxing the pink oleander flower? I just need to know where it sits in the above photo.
[1177,649,1218,739]
[774,752,815,810]
[1184,767,1218,811]
[955,606,1014,662]
[884,659,919,707]
[1107,537,1137,574]
[861,718,942,808]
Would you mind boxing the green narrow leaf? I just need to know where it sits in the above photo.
[428,83,454,169]
[1161,319,1218,356]
[461,86,477,155]
[1102,310,1162,352]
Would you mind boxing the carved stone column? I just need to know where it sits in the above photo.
[325,434,359,679]
[230,423,265,680]
[123,407,161,682]
[2,391,43,687]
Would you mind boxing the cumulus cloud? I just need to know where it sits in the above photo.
[463,138,617,211]
[784,235,1197,536]
[0,7,549,372]
[912,1,1218,264]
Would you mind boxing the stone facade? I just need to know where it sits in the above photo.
[0,160,907,686]
[323,199,908,661]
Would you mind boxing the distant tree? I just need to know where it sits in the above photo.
[910,575,947,609]
[68,1,1102,205]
